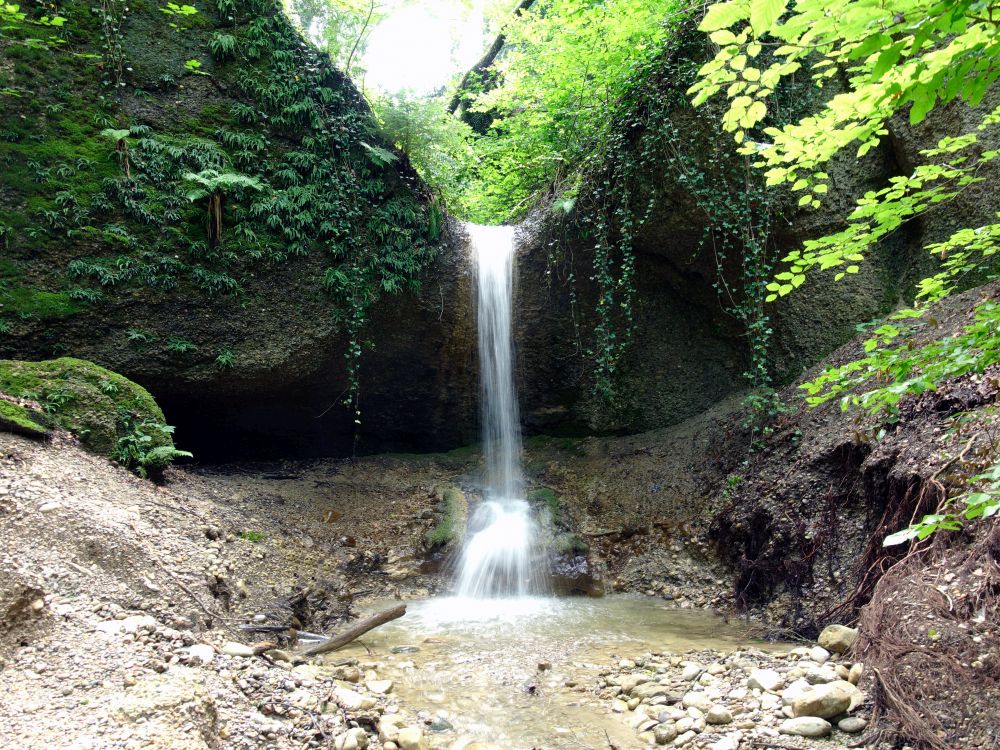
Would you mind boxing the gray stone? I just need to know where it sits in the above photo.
[838,716,867,734]
[654,723,678,745]
[397,726,427,750]
[818,625,859,654]
[791,682,858,719]
[848,663,864,685]
[780,717,832,737]
[706,705,733,725]
[748,668,782,692]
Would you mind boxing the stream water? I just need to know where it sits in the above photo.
[334,596,771,749]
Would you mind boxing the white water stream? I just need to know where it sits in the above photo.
[454,225,542,599]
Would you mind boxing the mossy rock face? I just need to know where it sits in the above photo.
[425,485,468,551]
[0,357,172,457]
[0,398,52,439]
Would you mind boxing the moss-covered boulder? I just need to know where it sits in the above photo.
[0,397,52,439]
[0,358,181,471]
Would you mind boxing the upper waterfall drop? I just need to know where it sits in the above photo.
[454,224,542,600]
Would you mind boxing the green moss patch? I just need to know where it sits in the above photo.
[425,485,468,549]
[0,357,169,456]
[0,287,81,320]
[0,398,52,439]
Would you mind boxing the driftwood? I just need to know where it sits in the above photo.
[300,604,406,657]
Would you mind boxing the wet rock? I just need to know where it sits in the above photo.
[367,679,393,694]
[780,716,832,737]
[391,645,420,654]
[817,625,858,654]
[396,725,427,750]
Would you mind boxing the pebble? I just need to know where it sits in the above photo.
[221,642,255,657]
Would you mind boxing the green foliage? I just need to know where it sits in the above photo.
[209,31,237,60]
[461,0,691,223]
[112,414,192,480]
[166,336,197,353]
[215,346,235,369]
[692,0,1000,541]
[375,91,476,215]
[238,529,265,542]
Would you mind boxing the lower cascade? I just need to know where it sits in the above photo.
[454,224,542,599]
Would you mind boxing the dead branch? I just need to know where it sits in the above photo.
[301,604,406,657]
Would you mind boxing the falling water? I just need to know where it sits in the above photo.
[455,224,540,599]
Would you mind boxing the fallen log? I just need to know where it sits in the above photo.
[300,604,406,657]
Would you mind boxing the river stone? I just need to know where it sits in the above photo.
[809,646,831,663]
[838,716,867,734]
[780,717,832,737]
[396,726,427,750]
[849,663,864,685]
[95,614,158,635]
[681,663,702,680]
[367,679,393,694]
[706,705,733,725]
[710,737,740,750]
[184,644,215,665]
[818,624,859,654]
[221,641,255,657]
[781,678,812,706]
[619,674,650,693]
[748,668,782,692]
[334,686,376,711]
[791,682,856,719]
[654,723,677,745]
[378,715,406,742]
[334,727,369,750]
[681,691,713,710]
[805,667,838,685]
[634,682,675,700]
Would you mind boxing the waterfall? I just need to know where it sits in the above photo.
[454,224,540,599]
